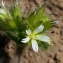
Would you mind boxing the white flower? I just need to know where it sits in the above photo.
[0,8,6,14]
[21,25,50,52]
[0,1,6,14]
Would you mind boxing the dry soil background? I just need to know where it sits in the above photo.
[0,0,63,63]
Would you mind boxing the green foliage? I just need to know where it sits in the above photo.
[0,1,53,50]
[39,41,51,50]
[26,4,52,31]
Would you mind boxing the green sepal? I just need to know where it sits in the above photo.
[43,21,52,31]
[27,40,31,46]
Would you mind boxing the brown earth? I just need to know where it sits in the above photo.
[0,0,63,63]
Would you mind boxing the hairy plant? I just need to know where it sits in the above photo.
[0,0,56,52]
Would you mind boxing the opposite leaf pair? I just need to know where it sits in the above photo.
[0,1,55,52]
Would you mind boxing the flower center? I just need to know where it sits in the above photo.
[30,32,36,39]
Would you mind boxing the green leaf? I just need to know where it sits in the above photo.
[27,11,35,24]
[10,1,22,20]
[32,4,45,26]
[27,4,46,30]
[41,15,50,23]
[35,4,45,20]
[0,14,6,21]
[43,21,52,31]
[9,1,24,32]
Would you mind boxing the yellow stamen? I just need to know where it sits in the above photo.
[30,32,36,39]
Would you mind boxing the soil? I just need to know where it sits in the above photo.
[0,0,63,63]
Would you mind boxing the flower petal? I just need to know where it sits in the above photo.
[0,8,6,14]
[26,29,31,35]
[34,25,44,34]
[52,21,59,25]
[37,35,50,42]
[31,39,38,52]
[2,1,5,7]
[21,36,30,43]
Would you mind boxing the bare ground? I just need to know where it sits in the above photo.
[0,0,63,63]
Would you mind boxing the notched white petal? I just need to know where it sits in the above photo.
[31,39,38,52]
[2,1,5,7]
[21,37,30,43]
[0,8,6,14]
[34,25,44,34]
[53,21,59,24]
[37,35,50,42]
[26,29,31,35]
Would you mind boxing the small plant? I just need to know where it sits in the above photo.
[0,0,56,52]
